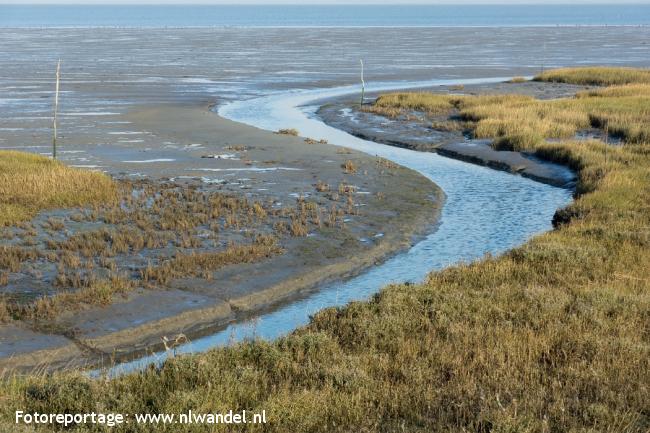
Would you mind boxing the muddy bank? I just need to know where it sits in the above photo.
[317,81,581,188]
[0,103,442,372]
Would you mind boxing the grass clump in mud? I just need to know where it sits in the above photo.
[9,275,135,321]
[341,159,357,174]
[508,76,527,83]
[140,235,282,285]
[304,137,328,145]
[276,128,299,136]
[0,151,116,226]
[3,68,648,432]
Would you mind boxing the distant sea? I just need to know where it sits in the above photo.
[1,4,649,28]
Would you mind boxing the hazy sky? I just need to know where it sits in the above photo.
[1,0,649,4]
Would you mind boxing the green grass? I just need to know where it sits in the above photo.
[0,151,117,226]
[2,68,650,432]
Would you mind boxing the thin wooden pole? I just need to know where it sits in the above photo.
[52,59,61,160]
[359,59,365,107]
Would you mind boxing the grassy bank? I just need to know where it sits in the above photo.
[1,68,649,432]
[0,151,116,226]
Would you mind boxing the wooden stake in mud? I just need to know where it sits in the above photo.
[52,59,61,160]
[360,59,365,107]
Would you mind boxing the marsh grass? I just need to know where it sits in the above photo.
[0,174,351,321]
[13,275,134,321]
[430,119,469,132]
[0,151,116,226]
[368,74,650,151]
[363,92,457,118]
[534,66,650,86]
[140,237,282,285]
[2,68,649,432]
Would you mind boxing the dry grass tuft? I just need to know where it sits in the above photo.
[342,160,357,174]
[304,137,328,145]
[315,180,330,192]
[0,151,117,226]
[338,183,356,195]
[276,128,299,136]
[508,76,527,83]
[375,157,399,170]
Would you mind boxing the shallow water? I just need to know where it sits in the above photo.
[101,78,572,376]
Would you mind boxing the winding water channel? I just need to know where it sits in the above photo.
[102,78,572,375]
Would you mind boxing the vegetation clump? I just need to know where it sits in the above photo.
[140,236,282,285]
[304,137,328,145]
[534,66,650,86]
[342,159,357,174]
[0,151,117,226]
[314,180,330,192]
[376,157,399,170]
[276,128,299,136]
[508,76,527,83]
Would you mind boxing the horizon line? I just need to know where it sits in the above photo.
[2,2,650,5]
